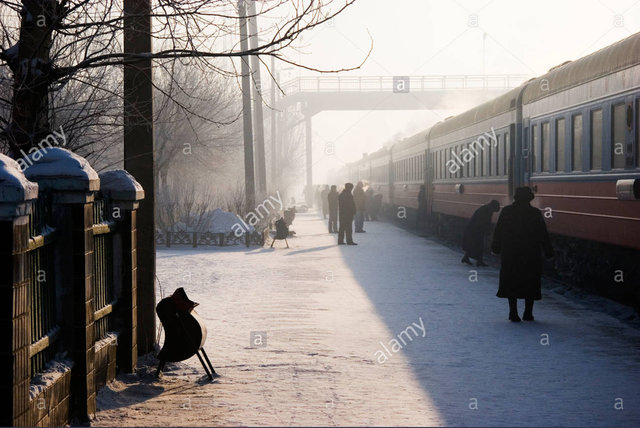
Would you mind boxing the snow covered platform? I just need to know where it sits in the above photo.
[95,212,640,426]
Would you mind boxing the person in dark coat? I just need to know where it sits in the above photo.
[338,183,357,245]
[461,200,500,267]
[491,187,553,322]
[327,185,339,233]
[364,187,374,221]
[321,185,330,219]
[415,185,427,229]
[353,181,366,233]
[371,193,383,220]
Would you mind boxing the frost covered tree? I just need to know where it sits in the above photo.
[0,0,364,158]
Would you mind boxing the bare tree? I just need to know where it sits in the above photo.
[0,0,367,158]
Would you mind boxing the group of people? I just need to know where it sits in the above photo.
[312,182,553,322]
[315,182,382,244]
[461,187,554,322]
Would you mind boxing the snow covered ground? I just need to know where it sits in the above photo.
[95,211,640,426]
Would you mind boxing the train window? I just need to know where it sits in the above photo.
[483,139,490,176]
[572,114,583,171]
[505,133,510,175]
[556,118,565,172]
[591,109,603,170]
[492,135,499,176]
[476,141,482,176]
[612,103,626,169]
[542,122,550,172]
[531,124,539,173]
[497,135,504,175]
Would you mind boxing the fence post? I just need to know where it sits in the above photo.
[24,148,99,423]
[0,155,39,427]
[99,170,144,374]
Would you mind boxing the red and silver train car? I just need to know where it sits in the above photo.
[521,33,640,250]
[388,129,430,212]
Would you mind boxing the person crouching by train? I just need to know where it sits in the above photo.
[491,187,554,322]
[353,181,366,233]
[461,200,500,267]
[328,185,339,233]
[338,183,357,245]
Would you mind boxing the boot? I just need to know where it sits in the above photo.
[461,255,472,265]
[523,299,534,321]
[508,298,521,322]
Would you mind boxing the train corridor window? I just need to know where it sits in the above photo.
[542,122,550,172]
[531,124,539,173]
[591,109,603,170]
[572,114,583,171]
[498,135,504,175]
[612,104,626,169]
[556,118,566,172]
[492,135,499,176]
[505,133,510,175]
[476,142,482,176]
[483,139,490,176]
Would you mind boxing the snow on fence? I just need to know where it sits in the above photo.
[0,149,144,426]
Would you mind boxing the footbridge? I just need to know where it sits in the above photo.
[269,74,531,203]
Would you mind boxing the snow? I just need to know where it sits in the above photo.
[210,208,253,233]
[0,153,38,202]
[95,212,640,426]
[99,170,144,201]
[24,147,99,192]
[29,355,74,399]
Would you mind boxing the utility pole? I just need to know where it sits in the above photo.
[270,55,277,191]
[246,0,267,194]
[123,0,155,355]
[238,0,255,211]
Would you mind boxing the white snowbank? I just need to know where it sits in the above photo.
[210,208,254,234]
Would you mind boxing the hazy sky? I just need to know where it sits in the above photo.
[270,0,640,184]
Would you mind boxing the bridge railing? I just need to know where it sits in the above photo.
[279,74,530,94]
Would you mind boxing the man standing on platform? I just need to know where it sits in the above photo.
[353,181,366,233]
[321,185,330,219]
[328,185,339,233]
[338,183,357,245]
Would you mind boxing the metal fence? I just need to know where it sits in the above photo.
[27,195,59,377]
[92,198,116,341]
[156,230,265,248]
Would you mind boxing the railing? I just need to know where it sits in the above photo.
[279,74,530,95]
[27,195,59,377]
[92,198,117,341]
[156,230,265,248]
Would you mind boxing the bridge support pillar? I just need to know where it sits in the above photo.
[305,115,313,207]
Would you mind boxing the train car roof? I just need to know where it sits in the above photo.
[523,31,640,104]
[429,85,524,139]
[391,128,431,152]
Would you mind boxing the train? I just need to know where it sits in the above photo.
[339,32,640,308]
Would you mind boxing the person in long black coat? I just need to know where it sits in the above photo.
[461,200,500,266]
[491,187,553,322]
[338,183,357,245]
[327,185,339,233]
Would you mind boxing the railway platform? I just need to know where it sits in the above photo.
[94,211,640,426]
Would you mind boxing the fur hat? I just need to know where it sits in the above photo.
[514,186,535,202]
